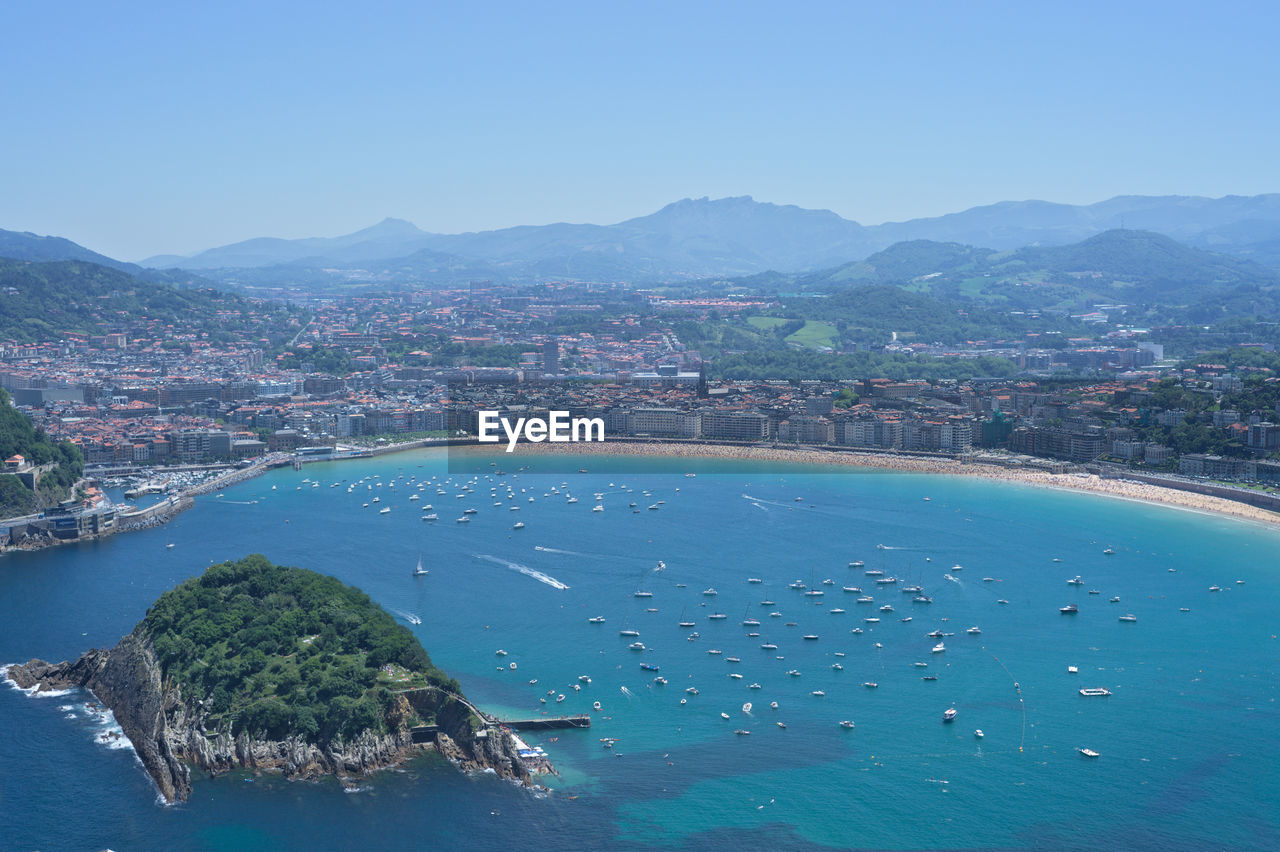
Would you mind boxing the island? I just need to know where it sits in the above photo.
[6,554,533,801]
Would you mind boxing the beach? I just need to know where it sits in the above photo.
[449,439,1280,529]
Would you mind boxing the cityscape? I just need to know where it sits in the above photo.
[2,3,1278,851]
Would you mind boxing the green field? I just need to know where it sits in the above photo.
[785,320,839,349]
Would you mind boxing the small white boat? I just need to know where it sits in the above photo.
[588,616,605,624]
[1079,687,1112,697]
[413,554,428,577]
[932,642,945,653]
[379,507,391,514]
[839,720,855,729]
[1118,614,1137,623]
[943,707,957,722]
[1078,747,1100,758]
[512,521,525,529]
[974,729,984,738]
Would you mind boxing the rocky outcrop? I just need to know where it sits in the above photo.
[7,630,531,802]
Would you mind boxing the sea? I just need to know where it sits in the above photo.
[2,449,1278,851]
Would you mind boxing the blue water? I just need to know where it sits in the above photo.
[3,450,1278,850]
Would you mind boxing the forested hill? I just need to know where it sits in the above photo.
[144,555,461,744]
[0,388,83,516]
[0,258,297,344]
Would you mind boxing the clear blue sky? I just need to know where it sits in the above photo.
[2,1,1278,260]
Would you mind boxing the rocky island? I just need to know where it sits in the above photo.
[6,554,532,801]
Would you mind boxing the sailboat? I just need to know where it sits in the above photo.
[413,553,428,577]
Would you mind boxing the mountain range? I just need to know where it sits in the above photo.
[5,193,1280,291]
[124,193,1280,285]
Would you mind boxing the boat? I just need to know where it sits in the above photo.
[512,521,525,529]
[1078,748,1100,758]
[702,588,718,596]
[776,722,786,729]
[593,701,602,711]
[921,675,937,681]
[379,507,391,514]
[879,604,894,613]
[803,634,819,641]
[1067,665,1078,673]
[966,626,980,635]
[1118,614,1137,622]
[804,589,824,597]
[1088,589,1100,595]
[708,613,727,620]
[686,687,699,695]
[165,543,175,549]
[742,618,761,627]
[1067,576,1083,586]
[1209,585,1221,592]
[1060,604,1078,614]
[863,682,878,689]
[748,682,761,689]
[747,578,762,584]
[932,642,945,653]
[619,628,639,637]
[943,707,957,722]
[588,616,605,624]
[850,560,865,568]
[1110,596,1120,603]
[640,662,659,671]
[830,608,846,614]
[839,720,855,729]
[974,729,984,738]
[413,554,428,577]
[707,649,723,656]
[654,677,667,685]
[1103,547,1115,555]
[913,595,933,604]
[811,690,825,697]
[760,642,777,650]
[842,586,861,593]
[592,504,604,513]
[734,729,750,736]
[997,599,1009,605]
[831,663,843,670]
[742,702,752,713]
[721,712,730,720]
[1079,687,1112,697]
[455,516,470,523]
[633,591,653,598]
[422,513,438,521]
[628,642,645,651]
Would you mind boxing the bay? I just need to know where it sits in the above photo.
[2,449,1277,850]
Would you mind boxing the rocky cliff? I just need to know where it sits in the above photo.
[7,627,531,802]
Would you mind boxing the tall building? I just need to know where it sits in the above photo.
[542,339,559,372]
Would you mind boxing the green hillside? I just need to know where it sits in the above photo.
[0,389,84,516]
[0,258,297,344]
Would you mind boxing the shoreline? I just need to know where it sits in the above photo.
[10,437,1274,556]
[447,440,1280,529]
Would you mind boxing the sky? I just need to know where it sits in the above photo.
[2,1,1278,261]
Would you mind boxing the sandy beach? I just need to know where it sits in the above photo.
[447,440,1280,529]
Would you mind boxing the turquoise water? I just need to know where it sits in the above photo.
[2,450,1278,850]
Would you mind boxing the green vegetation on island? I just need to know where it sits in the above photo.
[0,389,84,516]
[145,555,461,744]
